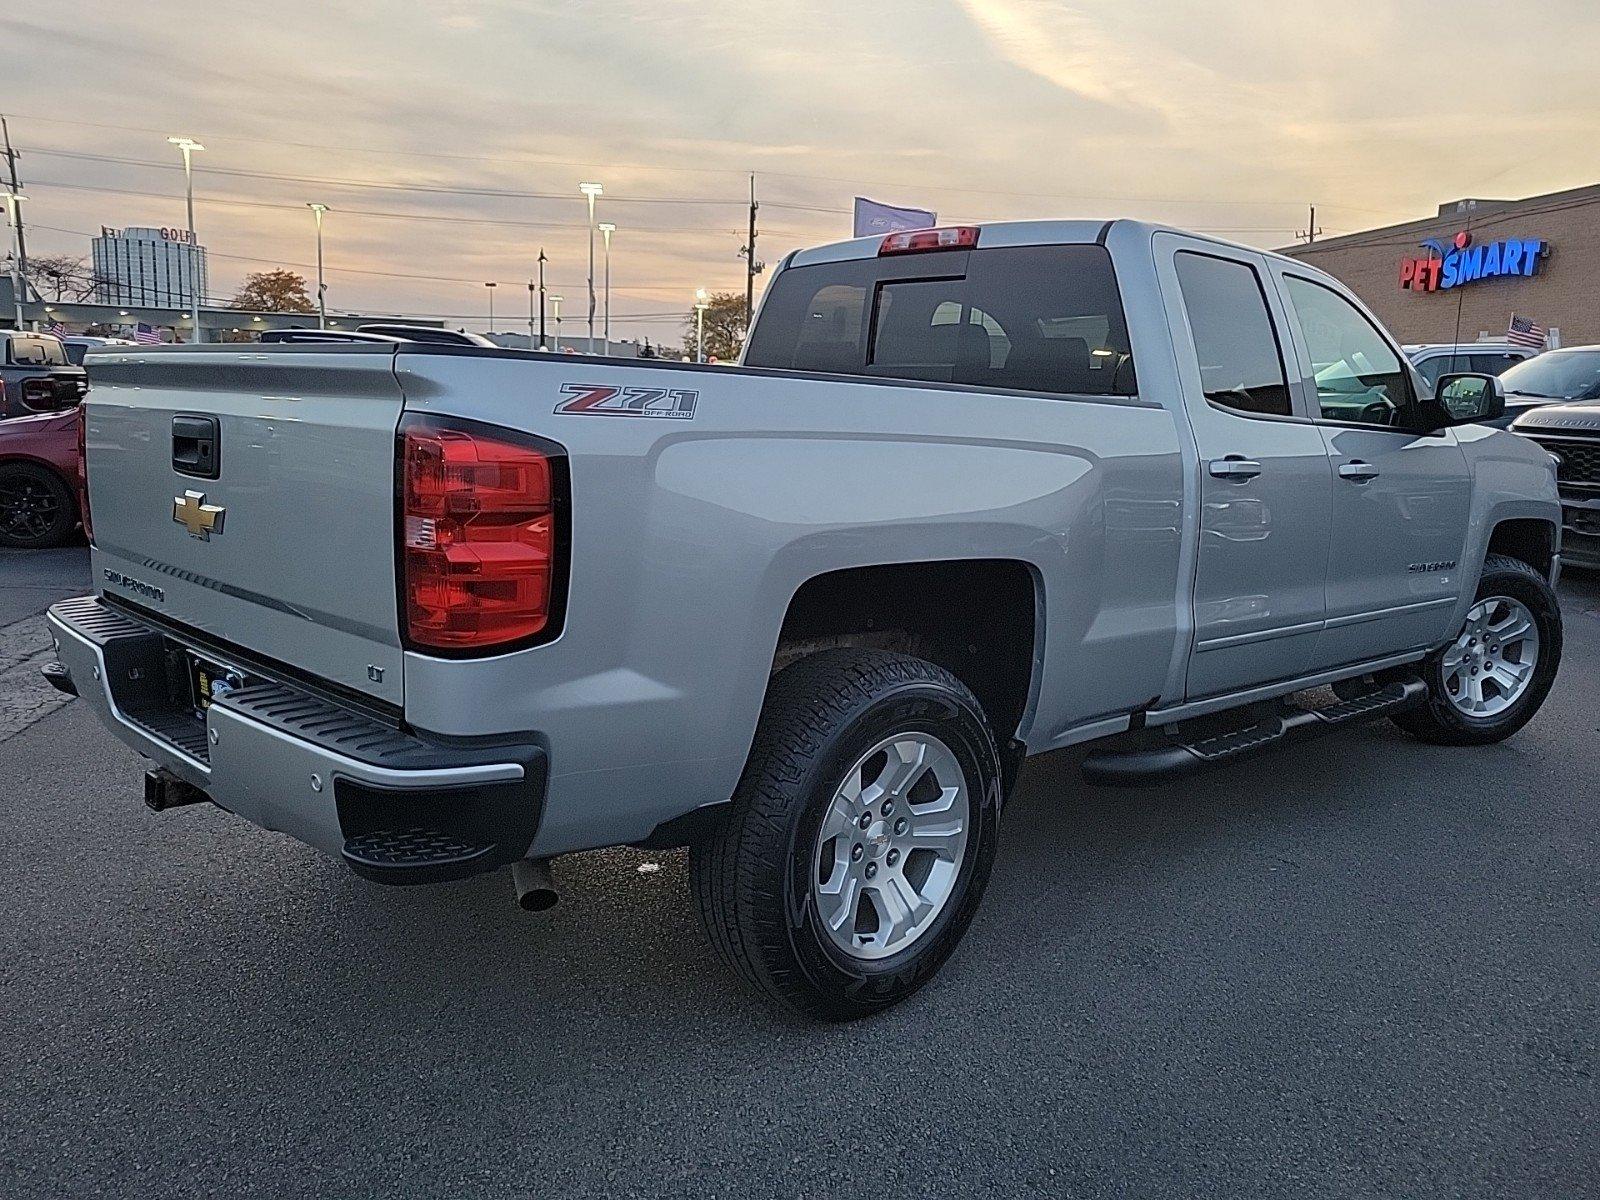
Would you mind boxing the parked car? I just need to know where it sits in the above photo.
[47,221,1563,1018]
[0,404,83,548]
[1404,342,1535,397]
[60,335,135,366]
[1513,375,1600,570]
[1,330,87,420]
[1496,345,1600,429]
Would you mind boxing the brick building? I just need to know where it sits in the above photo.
[1282,183,1600,348]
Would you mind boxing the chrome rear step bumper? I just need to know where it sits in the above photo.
[47,595,547,884]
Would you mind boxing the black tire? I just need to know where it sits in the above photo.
[1392,554,1562,745]
[690,648,1002,1021]
[0,461,77,550]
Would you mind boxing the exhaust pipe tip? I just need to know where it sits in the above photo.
[512,857,558,912]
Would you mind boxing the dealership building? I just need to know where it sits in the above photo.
[1282,183,1600,349]
[91,225,210,309]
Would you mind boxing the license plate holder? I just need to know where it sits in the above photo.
[187,652,250,718]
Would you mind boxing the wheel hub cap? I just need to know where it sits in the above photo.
[1442,595,1539,718]
[811,732,970,961]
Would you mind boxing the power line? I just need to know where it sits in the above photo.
[27,222,740,293]
[24,177,743,235]
[22,147,746,207]
[7,114,1420,217]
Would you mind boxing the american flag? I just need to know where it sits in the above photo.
[45,320,66,337]
[1507,314,1546,350]
[134,322,163,345]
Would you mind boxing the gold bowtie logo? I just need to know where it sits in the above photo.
[172,490,226,540]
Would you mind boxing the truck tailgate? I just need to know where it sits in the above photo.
[84,346,407,706]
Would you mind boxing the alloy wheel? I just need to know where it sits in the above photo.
[811,732,971,961]
[1441,595,1540,718]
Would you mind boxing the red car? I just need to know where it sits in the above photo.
[0,405,85,549]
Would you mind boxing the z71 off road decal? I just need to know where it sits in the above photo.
[554,383,699,420]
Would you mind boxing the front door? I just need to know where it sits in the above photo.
[1156,237,1333,699]
[1272,270,1473,666]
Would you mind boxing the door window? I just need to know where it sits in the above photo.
[1174,252,1291,417]
[1283,276,1412,426]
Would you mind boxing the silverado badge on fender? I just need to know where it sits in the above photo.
[172,490,226,540]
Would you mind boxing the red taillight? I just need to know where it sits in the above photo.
[878,226,980,256]
[75,406,93,543]
[399,417,562,653]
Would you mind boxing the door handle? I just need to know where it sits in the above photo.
[1338,460,1380,482]
[1208,457,1262,480]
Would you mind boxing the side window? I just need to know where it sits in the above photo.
[1173,252,1291,417]
[1283,276,1412,426]
[1415,354,1451,390]
[1469,352,1521,376]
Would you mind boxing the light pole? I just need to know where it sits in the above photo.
[551,294,563,352]
[598,222,615,356]
[694,288,709,364]
[484,281,497,333]
[307,203,329,329]
[579,182,603,353]
[527,279,537,350]
[166,136,204,343]
[3,191,25,331]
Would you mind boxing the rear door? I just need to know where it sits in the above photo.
[1269,268,1472,666]
[85,345,408,705]
[1154,234,1333,699]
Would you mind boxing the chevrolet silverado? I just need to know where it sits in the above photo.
[45,221,1564,1018]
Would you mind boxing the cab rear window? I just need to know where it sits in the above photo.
[6,336,68,366]
[744,244,1136,397]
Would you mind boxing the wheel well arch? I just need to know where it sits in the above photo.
[1485,517,1556,577]
[770,558,1041,748]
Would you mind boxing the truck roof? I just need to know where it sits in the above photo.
[787,218,1297,269]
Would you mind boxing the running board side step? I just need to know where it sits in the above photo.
[1081,679,1428,786]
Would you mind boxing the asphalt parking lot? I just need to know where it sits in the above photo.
[1,547,1595,1198]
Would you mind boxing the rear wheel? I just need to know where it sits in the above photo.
[1392,554,1562,745]
[690,649,1002,1020]
[0,462,76,549]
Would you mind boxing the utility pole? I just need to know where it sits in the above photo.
[1297,204,1322,245]
[740,173,762,329]
[537,248,547,347]
[1,116,27,282]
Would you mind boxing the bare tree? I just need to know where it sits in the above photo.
[29,254,99,302]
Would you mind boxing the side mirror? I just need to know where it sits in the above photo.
[1433,372,1506,426]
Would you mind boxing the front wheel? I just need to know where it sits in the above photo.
[1392,554,1562,745]
[690,649,1002,1021]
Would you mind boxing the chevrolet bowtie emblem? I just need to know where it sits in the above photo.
[172,490,226,540]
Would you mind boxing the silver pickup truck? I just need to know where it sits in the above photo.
[45,220,1564,1019]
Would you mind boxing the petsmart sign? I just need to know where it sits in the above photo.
[1399,230,1549,292]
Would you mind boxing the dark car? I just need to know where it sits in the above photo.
[1513,389,1600,571]
[1494,345,1600,428]
[0,404,84,549]
[0,330,88,420]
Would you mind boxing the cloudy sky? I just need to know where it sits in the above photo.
[8,0,1598,343]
